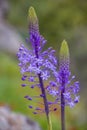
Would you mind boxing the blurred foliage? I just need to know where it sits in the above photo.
[8,0,87,44]
[0,0,87,130]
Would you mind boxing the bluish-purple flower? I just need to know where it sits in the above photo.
[47,40,80,108]
[17,7,57,118]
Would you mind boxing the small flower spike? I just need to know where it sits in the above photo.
[47,40,80,108]
[59,40,80,107]
[17,7,57,122]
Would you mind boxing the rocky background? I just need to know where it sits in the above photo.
[0,106,40,130]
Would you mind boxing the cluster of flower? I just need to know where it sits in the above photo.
[17,7,80,115]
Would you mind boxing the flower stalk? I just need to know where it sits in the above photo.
[61,84,65,130]
[29,6,50,124]
[18,6,53,130]
[59,40,69,130]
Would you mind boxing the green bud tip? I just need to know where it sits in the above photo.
[60,40,69,59]
[28,6,39,33]
[28,6,38,23]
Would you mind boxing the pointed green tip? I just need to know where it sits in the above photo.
[28,6,38,21]
[60,40,69,58]
[28,6,39,32]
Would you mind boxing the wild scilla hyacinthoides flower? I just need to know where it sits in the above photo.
[28,7,50,123]
[47,40,80,130]
[17,6,57,130]
[59,41,80,129]
[59,40,70,130]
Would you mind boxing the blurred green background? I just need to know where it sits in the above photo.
[0,0,87,130]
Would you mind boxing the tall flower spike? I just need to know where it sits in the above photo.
[17,6,57,130]
[59,40,80,108]
[47,40,80,130]
[47,40,80,107]
[59,40,69,130]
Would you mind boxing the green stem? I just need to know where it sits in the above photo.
[48,114,52,130]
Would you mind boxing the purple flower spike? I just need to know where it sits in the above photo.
[47,40,80,130]
[59,40,80,107]
[17,6,57,121]
[47,40,80,108]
